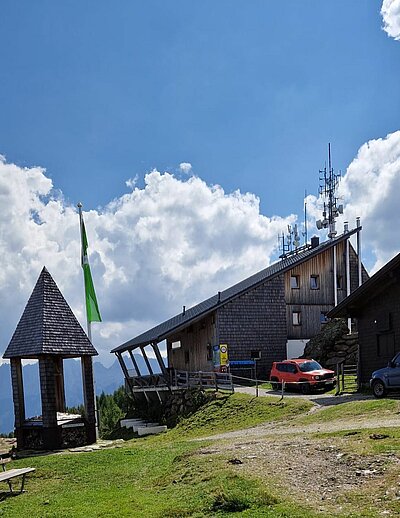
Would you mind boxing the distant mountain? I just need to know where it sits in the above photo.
[0,355,160,434]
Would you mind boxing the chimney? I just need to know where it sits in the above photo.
[311,236,319,249]
[217,291,221,303]
[182,305,186,316]
[344,221,349,233]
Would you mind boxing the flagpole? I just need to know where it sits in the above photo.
[77,202,99,441]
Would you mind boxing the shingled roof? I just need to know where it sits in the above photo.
[3,267,98,359]
[112,228,360,354]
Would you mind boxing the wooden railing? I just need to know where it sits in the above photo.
[129,373,169,388]
[336,362,358,394]
[172,370,234,392]
[126,369,234,393]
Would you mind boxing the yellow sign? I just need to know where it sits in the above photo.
[220,344,229,366]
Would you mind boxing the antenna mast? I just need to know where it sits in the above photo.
[303,189,308,245]
[316,143,343,238]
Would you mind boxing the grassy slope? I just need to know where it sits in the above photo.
[0,394,399,518]
[169,392,313,438]
[297,397,400,425]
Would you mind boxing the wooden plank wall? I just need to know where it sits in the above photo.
[285,240,365,339]
[357,279,400,383]
[166,312,217,371]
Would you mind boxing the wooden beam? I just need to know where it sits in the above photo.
[10,359,25,428]
[140,346,154,376]
[151,342,167,376]
[116,353,134,394]
[128,350,141,376]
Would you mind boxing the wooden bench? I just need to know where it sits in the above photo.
[0,457,35,494]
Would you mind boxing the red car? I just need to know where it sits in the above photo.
[270,358,336,394]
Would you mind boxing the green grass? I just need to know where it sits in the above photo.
[169,392,313,438]
[0,436,318,517]
[296,397,400,425]
[1,393,399,517]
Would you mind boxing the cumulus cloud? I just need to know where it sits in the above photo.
[381,0,400,40]
[0,158,294,364]
[179,162,192,174]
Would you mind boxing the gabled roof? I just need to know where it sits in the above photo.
[328,252,400,318]
[3,267,98,359]
[112,228,360,354]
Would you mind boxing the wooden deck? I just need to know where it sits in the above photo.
[126,369,234,394]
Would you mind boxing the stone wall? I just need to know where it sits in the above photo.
[302,319,359,367]
[133,388,215,428]
[324,333,359,367]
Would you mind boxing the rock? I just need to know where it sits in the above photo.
[228,458,243,465]
[369,434,389,440]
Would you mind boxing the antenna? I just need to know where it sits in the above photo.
[303,189,308,245]
[315,143,343,238]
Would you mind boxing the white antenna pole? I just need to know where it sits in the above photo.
[333,245,338,306]
[345,223,351,331]
[356,217,362,287]
[304,189,308,245]
[77,202,99,441]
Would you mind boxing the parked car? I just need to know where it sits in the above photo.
[270,358,336,394]
[370,352,400,398]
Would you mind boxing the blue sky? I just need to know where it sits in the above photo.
[1,1,400,364]
[1,0,399,218]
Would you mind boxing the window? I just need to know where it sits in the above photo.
[310,275,319,290]
[337,275,343,290]
[292,311,301,326]
[320,312,328,324]
[171,341,181,350]
[290,275,300,289]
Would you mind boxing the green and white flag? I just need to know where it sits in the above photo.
[80,215,102,323]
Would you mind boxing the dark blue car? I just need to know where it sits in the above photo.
[370,352,400,398]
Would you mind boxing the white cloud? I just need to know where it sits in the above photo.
[381,0,400,40]
[179,162,192,174]
[307,131,400,272]
[125,175,139,189]
[0,158,294,364]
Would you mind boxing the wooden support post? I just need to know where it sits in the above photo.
[140,346,154,376]
[151,342,168,376]
[128,349,141,376]
[116,353,134,394]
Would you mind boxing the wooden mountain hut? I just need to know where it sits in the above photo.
[3,267,98,450]
[112,225,368,401]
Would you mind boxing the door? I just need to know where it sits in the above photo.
[387,352,400,387]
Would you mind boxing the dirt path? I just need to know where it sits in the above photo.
[197,415,400,441]
[194,393,400,515]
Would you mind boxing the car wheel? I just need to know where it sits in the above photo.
[270,379,281,391]
[301,382,311,394]
[372,379,386,398]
